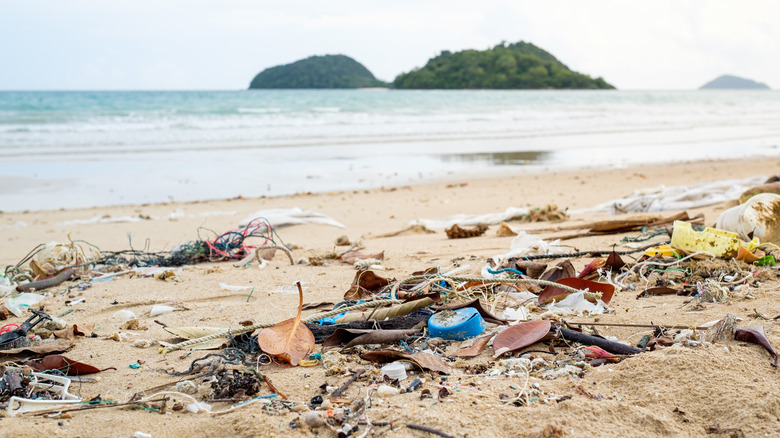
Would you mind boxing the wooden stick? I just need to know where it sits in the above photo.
[406,424,456,438]
[557,328,643,355]
[332,369,365,398]
[566,321,709,330]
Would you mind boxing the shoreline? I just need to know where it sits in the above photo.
[3,151,778,215]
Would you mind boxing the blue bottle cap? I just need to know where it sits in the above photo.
[428,307,485,341]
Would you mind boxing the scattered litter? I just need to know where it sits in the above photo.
[3,367,81,416]
[583,176,765,214]
[239,207,345,228]
[408,206,534,229]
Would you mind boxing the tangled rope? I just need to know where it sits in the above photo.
[389,275,584,300]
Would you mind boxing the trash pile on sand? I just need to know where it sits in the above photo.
[1,181,779,437]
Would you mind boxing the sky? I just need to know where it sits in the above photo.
[1,1,778,90]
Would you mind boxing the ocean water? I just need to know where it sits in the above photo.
[1,89,779,211]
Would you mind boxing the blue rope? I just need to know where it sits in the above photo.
[486,267,526,278]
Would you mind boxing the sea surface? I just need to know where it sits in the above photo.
[1,89,779,212]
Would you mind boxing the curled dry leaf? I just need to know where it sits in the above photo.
[537,278,615,305]
[492,320,551,358]
[735,326,778,367]
[344,270,392,300]
[452,334,493,358]
[637,287,680,299]
[578,258,605,279]
[257,282,315,366]
[605,249,626,271]
[24,354,113,375]
[441,299,508,325]
[339,250,385,264]
[445,224,488,239]
[0,339,73,356]
[540,260,576,283]
[583,346,617,359]
[511,261,548,278]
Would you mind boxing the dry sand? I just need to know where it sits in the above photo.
[1,158,779,437]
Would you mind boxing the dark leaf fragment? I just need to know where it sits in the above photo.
[735,326,778,367]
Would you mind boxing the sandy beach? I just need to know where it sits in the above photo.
[1,157,779,437]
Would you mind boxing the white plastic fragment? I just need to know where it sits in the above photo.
[502,306,530,322]
[133,432,152,438]
[380,362,408,381]
[185,401,212,413]
[112,309,136,322]
[545,292,608,316]
[218,283,253,291]
[376,384,401,397]
[716,193,780,244]
[149,305,175,316]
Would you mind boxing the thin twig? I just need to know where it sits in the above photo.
[27,397,169,417]
[565,321,709,330]
[406,424,457,438]
[333,369,365,398]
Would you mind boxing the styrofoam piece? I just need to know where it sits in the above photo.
[5,368,82,416]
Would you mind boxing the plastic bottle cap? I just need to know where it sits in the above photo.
[428,307,485,340]
[381,361,408,380]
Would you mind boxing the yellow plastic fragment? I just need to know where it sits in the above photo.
[670,220,759,259]
[644,244,679,257]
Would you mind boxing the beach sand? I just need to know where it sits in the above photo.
[1,157,779,437]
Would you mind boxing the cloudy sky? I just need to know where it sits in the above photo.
[2,0,777,90]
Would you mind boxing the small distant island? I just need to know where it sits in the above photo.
[699,75,770,90]
[249,54,387,89]
[393,41,614,89]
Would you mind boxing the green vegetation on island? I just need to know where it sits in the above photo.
[249,55,387,89]
[699,75,770,90]
[393,41,614,90]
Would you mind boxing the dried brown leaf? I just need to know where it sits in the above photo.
[344,270,392,300]
[24,354,110,376]
[735,326,778,367]
[0,339,73,357]
[537,278,615,304]
[452,334,492,358]
[540,260,576,283]
[492,320,551,358]
[442,299,508,325]
[256,282,315,366]
[605,249,626,271]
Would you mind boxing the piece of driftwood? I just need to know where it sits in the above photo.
[531,211,703,241]
[556,327,643,355]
